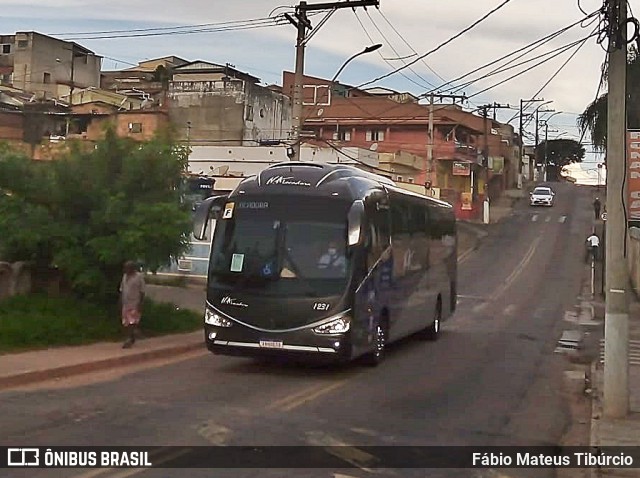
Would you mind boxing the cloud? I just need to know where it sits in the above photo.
[0,0,613,125]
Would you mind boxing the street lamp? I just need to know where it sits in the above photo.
[290,43,382,161]
[330,44,382,83]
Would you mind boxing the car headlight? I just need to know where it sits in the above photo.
[312,317,350,334]
[204,308,232,327]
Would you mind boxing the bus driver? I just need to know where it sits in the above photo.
[317,241,346,272]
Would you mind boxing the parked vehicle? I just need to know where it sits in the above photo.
[529,186,555,207]
[193,162,458,366]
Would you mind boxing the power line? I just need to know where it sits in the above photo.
[362,9,438,89]
[355,0,515,89]
[427,10,599,95]
[351,11,434,90]
[55,16,285,37]
[60,17,286,40]
[375,9,447,84]
[468,29,597,101]
[451,33,596,95]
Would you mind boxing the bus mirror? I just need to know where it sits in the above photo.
[193,195,228,240]
[347,200,365,247]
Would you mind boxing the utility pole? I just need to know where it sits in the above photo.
[603,0,630,418]
[288,0,379,161]
[425,93,466,194]
[518,98,545,186]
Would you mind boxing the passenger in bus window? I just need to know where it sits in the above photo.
[317,241,346,272]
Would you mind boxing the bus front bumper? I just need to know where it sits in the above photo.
[204,325,352,362]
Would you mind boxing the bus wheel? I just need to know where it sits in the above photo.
[364,321,386,367]
[420,300,441,341]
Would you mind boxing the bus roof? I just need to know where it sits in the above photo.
[228,162,452,208]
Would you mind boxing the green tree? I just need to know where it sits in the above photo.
[578,46,640,150]
[0,127,192,302]
[534,138,585,180]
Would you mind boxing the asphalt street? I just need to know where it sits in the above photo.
[0,182,597,478]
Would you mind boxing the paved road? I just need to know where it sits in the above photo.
[0,182,595,478]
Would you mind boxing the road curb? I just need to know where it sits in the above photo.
[0,340,205,390]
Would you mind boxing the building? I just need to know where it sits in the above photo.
[101,56,189,106]
[168,61,291,145]
[0,32,101,100]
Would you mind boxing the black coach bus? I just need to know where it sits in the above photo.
[193,162,457,365]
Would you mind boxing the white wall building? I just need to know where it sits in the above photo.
[187,144,380,178]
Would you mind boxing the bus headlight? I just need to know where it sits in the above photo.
[313,317,350,334]
[204,309,232,327]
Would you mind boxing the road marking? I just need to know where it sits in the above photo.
[458,247,475,264]
[472,302,488,313]
[532,214,539,222]
[69,448,189,478]
[280,380,349,412]
[457,294,487,301]
[306,431,379,472]
[503,304,517,315]
[197,420,231,445]
[545,215,551,223]
[489,235,542,301]
[559,215,567,223]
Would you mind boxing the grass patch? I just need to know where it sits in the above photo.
[0,294,202,354]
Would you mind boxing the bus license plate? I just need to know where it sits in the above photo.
[259,340,283,349]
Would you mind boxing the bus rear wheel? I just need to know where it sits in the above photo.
[364,321,386,367]
[419,300,441,341]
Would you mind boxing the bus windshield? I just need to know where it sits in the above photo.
[209,196,351,297]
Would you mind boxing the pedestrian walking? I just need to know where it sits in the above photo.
[593,197,601,220]
[119,260,145,348]
[585,232,600,264]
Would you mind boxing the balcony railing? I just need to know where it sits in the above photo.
[434,141,478,162]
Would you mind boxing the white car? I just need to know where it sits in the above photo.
[529,186,555,207]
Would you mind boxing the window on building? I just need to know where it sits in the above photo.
[1,44,10,54]
[17,40,28,49]
[365,130,384,142]
[245,105,253,121]
[43,72,51,84]
[408,177,414,183]
[332,129,351,141]
[0,74,11,84]
[128,122,143,134]
[397,175,403,182]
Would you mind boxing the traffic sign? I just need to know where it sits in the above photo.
[601,212,607,221]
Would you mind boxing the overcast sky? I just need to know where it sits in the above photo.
[1,0,631,162]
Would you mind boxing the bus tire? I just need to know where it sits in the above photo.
[420,299,441,341]
[364,319,387,367]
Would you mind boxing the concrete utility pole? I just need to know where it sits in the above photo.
[603,0,630,418]
[425,93,466,193]
[288,0,379,161]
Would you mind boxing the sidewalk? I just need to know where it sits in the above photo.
[584,212,640,475]
[0,331,204,390]
[0,284,207,391]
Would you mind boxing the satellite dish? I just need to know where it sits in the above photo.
[370,143,378,151]
[317,108,324,116]
[210,165,230,176]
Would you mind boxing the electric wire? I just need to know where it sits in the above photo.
[469,28,598,102]
[427,10,600,95]
[363,9,437,88]
[355,0,515,89]
[375,9,447,84]
[60,17,287,40]
[56,16,285,37]
[450,32,597,95]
